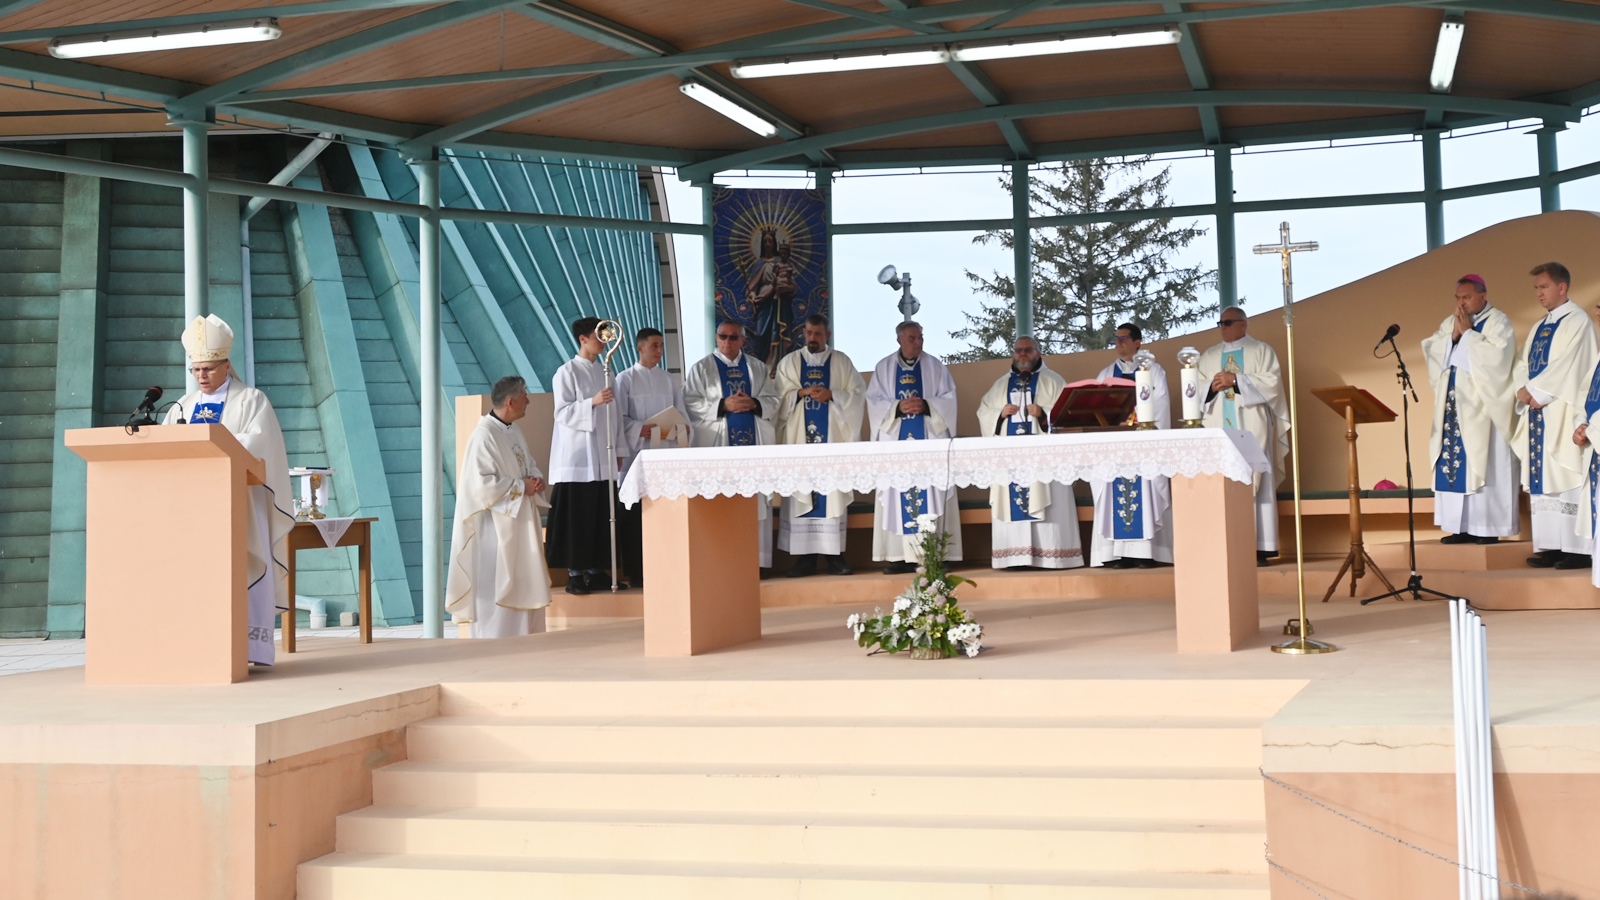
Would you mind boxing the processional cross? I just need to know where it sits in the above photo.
[1253,221,1318,313]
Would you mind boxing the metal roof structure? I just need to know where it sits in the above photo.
[2,0,1599,177]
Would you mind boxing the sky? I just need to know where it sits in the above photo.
[658,110,1600,370]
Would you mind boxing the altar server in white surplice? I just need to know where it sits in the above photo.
[866,321,963,574]
[775,314,866,578]
[446,376,552,638]
[164,314,294,665]
[1422,274,1519,546]
[1197,308,1290,565]
[1514,262,1600,570]
[615,327,691,587]
[686,321,779,570]
[1090,323,1173,568]
[976,335,1081,570]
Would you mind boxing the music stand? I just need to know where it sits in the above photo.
[1311,386,1398,601]
[1050,380,1136,432]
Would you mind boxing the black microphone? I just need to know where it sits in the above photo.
[1373,323,1400,352]
[134,385,163,416]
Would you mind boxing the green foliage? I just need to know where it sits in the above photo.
[846,522,984,658]
[949,157,1216,362]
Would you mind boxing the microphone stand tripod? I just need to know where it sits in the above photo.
[1361,333,1458,605]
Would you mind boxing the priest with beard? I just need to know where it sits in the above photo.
[685,321,779,572]
[975,335,1081,570]
[445,376,553,637]
[1090,323,1173,568]
[164,314,295,665]
[774,314,866,577]
[865,320,962,574]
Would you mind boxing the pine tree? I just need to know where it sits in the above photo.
[949,157,1215,362]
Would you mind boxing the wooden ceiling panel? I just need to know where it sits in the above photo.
[1196,6,1441,91]
[715,66,982,136]
[0,0,272,32]
[1021,108,1201,145]
[847,122,1011,151]
[1451,12,1600,100]
[504,75,765,151]
[311,76,593,129]
[978,46,1193,104]
[569,0,878,53]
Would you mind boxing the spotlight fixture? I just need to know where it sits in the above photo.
[679,82,779,138]
[49,18,282,59]
[1429,17,1465,93]
[731,27,1180,79]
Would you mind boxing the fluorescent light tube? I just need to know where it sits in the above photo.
[732,48,949,79]
[679,82,779,137]
[50,18,281,58]
[950,27,1181,62]
[1430,18,1464,93]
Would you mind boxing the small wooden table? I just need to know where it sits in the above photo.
[283,517,376,652]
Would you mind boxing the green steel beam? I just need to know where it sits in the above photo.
[1449,0,1600,26]
[1012,162,1033,337]
[1422,129,1443,249]
[0,47,188,103]
[679,88,1577,181]
[780,0,944,33]
[1164,1,1221,144]
[1214,146,1236,308]
[1536,124,1562,212]
[0,0,458,46]
[168,0,531,117]
[971,0,1059,30]
[0,0,47,15]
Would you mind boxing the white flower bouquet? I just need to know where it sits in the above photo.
[847,515,983,659]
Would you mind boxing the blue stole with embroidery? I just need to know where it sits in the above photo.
[1108,361,1145,539]
[717,356,757,446]
[896,359,927,533]
[1434,317,1487,494]
[1586,361,1600,534]
[191,400,225,424]
[800,355,831,518]
[1527,318,1558,494]
[1220,347,1244,429]
[1004,369,1039,522]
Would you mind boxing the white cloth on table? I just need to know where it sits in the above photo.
[1089,359,1174,565]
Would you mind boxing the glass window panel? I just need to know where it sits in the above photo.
[1232,140,1422,203]
[1232,206,1426,316]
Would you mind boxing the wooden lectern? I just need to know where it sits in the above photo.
[1310,386,1398,601]
[66,425,266,685]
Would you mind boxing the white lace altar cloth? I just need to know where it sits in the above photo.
[619,428,1268,506]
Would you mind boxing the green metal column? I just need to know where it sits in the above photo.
[412,155,444,637]
[178,117,212,393]
[701,182,717,343]
[1011,162,1033,338]
[1214,147,1237,309]
[1537,125,1562,213]
[815,168,836,324]
[1422,130,1444,250]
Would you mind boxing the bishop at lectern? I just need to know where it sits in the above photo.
[163,314,295,665]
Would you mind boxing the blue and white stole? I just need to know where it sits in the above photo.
[1220,347,1244,430]
[1527,316,1559,494]
[1434,315,1488,493]
[1586,361,1600,534]
[896,357,927,534]
[190,379,229,425]
[1109,361,1144,539]
[1004,369,1039,522]
[716,355,757,446]
[800,353,831,518]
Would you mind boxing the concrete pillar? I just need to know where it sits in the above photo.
[1422,130,1444,250]
[1537,126,1562,213]
[1214,147,1238,310]
[178,117,212,394]
[412,155,445,638]
[815,167,836,325]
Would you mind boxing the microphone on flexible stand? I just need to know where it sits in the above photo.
[1373,323,1401,353]
[127,386,163,431]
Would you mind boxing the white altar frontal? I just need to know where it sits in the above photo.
[620,429,1270,656]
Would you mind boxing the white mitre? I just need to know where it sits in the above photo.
[182,314,234,363]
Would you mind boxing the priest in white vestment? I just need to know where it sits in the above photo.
[614,327,692,587]
[446,376,552,637]
[1197,309,1290,565]
[1514,262,1600,569]
[685,322,780,570]
[1573,300,1600,587]
[545,316,630,594]
[975,336,1081,570]
[164,314,294,665]
[774,314,866,577]
[1421,274,1519,545]
[1090,324,1173,568]
[866,321,964,573]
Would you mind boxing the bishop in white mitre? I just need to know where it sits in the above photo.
[865,321,963,573]
[445,376,552,638]
[685,322,779,569]
[774,314,866,577]
[163,314,295,665]
[1197,309,1290,563]
[975,336,1081,570]
[1090,323,1173,568]
[1421,274,1519,544]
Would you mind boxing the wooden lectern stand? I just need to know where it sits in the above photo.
[66,425,266,685]
[1310,386,1398,601]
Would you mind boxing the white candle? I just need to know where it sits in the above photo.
[1135,368,1157,425]
[1180,368,1205,422]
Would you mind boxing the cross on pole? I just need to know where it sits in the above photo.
[1253,221,1318,317]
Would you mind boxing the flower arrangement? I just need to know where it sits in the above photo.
[847,513,984,659]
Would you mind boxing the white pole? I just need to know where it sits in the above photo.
[1477,619,1498,895]
[1464,604,1483,900]
[414,156,444,638]
[1450,600,1471,900]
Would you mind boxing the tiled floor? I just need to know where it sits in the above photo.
[0,623,456,677]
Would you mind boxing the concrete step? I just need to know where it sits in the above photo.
[372,761,1265,820]
[437,678,1306,720]
[335,806,1267,874]
[1372,538,1537,572]
[404,715,1265,768]
[298,853,1271,899]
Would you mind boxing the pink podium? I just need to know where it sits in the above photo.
[66,425,265,685]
